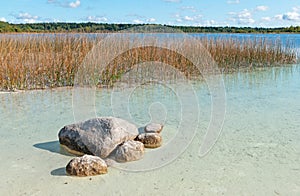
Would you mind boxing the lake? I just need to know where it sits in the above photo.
[0,62,299,195]
[0,65,300,195]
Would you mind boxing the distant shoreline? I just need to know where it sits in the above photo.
[1,32,300,35]
[1,21,299,34]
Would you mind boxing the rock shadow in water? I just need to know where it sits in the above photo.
[51,167,67,176]
[33,140,73,156]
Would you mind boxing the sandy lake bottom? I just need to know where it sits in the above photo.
[0,65,299,195]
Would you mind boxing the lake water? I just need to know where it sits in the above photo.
[0,64,299,195]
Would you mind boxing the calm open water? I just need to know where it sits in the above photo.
[0,64,299,195]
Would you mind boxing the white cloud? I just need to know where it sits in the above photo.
[175,14,183,23]
[261,17,271,22]
[203,20,216,26]
[282,12,300,21]
[127,15,155,23]
[133,19,143,24]
[16,12,39,23]
[227,0,240,4]
[229,9,255,25]
[292,6,300,12]
[86,16,108,22]
[257,7,300,27]
[0,17,6,22]
[44,18,61,23]
[228,5,270,26]
[147,18,156,23]
[176,18,182,22]
[69,0,80,8]
[175,14,202,23]
[48,0,81,8]
[184,16,194,21]
[163,0,181,3]
[255,5,268,11]
[276,7,300,22]
[188,20,229,27]
[280,7,300,22]
[126,14,145,19]
[274,14,283,20]
[180,6,197,12]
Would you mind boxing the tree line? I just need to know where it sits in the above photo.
[1,21,300,33]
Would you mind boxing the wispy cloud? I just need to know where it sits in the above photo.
[255,5,268,12]
[86,16,108,23]
[133,19,143,24]
[68,0,80,8]
[228,5,270,26]
[174,13,202,23]
[126,14,145,19]
[261,17,271,22]
[282,7,300,22]
[15,12,39,23]
[229,9,255,25]
[275,7,300,22]
[48,0,81,8]
[126,14,155,24]
[147,18,156,23]
[203,20,217,26]
[131,18,156,24]
[183,16,193,21]
[227,0,240,5]
[180,6,197,12]
[273,15,284,22]
[163,0,181,3]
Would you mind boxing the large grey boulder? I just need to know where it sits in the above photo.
[113,140,145,163]
[66,155,107,177]
[58,117,139,158]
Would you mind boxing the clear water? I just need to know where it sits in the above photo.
[0,65,300,195]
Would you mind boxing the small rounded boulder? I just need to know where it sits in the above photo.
[66,155,108,177]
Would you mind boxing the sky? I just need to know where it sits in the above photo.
[0,0,300,27]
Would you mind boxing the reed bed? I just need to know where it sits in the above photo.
[0,34,297,91]
[202,37,296,71]
[0,36,94,90]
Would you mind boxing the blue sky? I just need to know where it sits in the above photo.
[0,0,300,27]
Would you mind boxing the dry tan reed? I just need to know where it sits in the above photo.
[201,37,296,71]
[0,34,297,90]
[0,35,94,90]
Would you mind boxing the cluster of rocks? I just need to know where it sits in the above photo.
[58,117,163,177]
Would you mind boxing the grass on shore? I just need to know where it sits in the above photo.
[0,35,297,91]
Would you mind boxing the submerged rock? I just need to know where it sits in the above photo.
[144,123,164,133]
[66,155,107,177]
[136,132,162,148]
[113,140,145,163]
[58,117,139,158]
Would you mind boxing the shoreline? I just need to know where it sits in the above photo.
[1,32,300,35]
[0,63,298,93]
[1,22,300,34]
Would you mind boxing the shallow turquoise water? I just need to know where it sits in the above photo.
[0,65,299,195]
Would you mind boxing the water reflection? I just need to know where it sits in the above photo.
[224,64,300,91]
